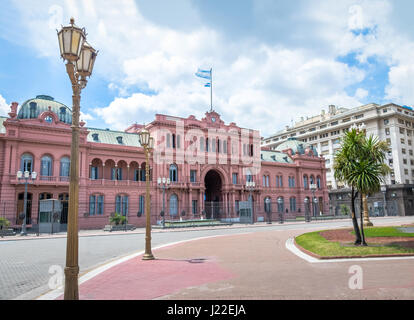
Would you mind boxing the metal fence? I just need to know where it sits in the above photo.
[0,199,358,235]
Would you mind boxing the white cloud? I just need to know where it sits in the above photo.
[11,0,414,136]
[0,94,9,116]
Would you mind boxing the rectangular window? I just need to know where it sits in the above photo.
[235,200,240,215]
[401,138,405,144]
[385,128,390,135]
[290,198,296,212]
[139,195,145,215]
[190,170,197,183]
[89,195,96,215]
[232,173,238,185]
[192,200,198,214]
[402,148,406,154]
[97,195,104,215]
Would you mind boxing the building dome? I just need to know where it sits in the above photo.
[17,95,72,124]
[275,137,318,156]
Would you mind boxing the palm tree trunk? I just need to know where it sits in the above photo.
[362,194,373,226]
[351,187,362,245]
[360,193,368,246]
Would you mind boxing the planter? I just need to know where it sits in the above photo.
[103,224,136,232]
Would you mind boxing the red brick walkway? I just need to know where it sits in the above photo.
[57,253,235,300]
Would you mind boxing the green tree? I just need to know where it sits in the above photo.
[334,129,390,245]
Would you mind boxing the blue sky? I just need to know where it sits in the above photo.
[1,0,414,136]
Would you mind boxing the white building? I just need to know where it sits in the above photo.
[262,103,414,189]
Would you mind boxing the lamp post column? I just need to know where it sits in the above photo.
[143,147,154,260]
[64,79,81,300]
[21,178,28,236]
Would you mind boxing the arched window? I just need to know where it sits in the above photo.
[246,169,253,182]
[60,157,70,177]
[310,175,315,185]
[21,154,33,173]
[277,197,284,213]
[140,163,146,182]
[169,194,178,216]
[59,107,66,122]
[169,164,178,182]
[264,197,272,213]
[303,175,308,189]
[317,176,321,189]
[115,194,129,216]
[29,102,37,118]
[40,155,53,177]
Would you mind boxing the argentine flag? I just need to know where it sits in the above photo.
[204,82,211,87]
[195,68,211,80]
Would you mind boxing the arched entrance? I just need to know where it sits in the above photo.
[204,170,222,219]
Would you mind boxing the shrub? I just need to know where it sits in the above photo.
[0,217,10,228]
[340,204,350,216]
[110,213,123,225]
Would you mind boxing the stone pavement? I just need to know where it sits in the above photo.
[49,219,414,300]
[1,218,349,242]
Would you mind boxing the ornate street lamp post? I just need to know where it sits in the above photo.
[16,170,37,235]
[139,129,155,260]
[265,197,272,224]
[277,197,284,224]
[304,197,310,222]
[57,18,97,300]
[380,185,388,216]
[157,177,170,228]
[245,181,255,224]
[310,183,317,217]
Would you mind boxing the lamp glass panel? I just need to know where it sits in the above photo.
[71,30,81,55]
[63,29,72,55]
[140,131,150,145]
[24,171,30,178]
[32,172,37,179]
[149,137,154,149]
[88,53,96,74]
[17,171,22,179]
[58,32,64,56]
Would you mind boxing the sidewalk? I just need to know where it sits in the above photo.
[1,216,409,242]
[40,216,414,300]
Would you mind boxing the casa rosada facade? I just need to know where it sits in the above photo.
[0,95,328,230]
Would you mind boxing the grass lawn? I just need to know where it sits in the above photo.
[295,227,414,257]
[353,226,414,238]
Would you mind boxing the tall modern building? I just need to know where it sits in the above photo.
[261,103,414,190]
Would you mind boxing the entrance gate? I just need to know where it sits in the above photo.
[239,201,253,224]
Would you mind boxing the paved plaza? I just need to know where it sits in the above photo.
[16,216,413,301]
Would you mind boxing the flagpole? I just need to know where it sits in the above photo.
[210,68,213,112]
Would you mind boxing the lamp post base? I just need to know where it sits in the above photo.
[20,231,27,236]
[142,253,155,260]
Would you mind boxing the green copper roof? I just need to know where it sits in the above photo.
[275,137,318,156]
[261,150,294,163]
[17,95,72,124]
[87,127,142,147]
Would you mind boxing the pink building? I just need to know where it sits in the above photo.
[0,95,328,230]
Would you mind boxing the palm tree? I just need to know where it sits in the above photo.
[334,129,365,245]
[347,135,390,246]
[334,129,390,246]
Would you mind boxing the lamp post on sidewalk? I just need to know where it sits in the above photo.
[304,197,310,222]
[57,18,97,300]
[16,170,37,236]
[157,177,170,228]
[310,183,317,217]
[139,129,155,260]
[380,185,388,216]
[245,181,255,224]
